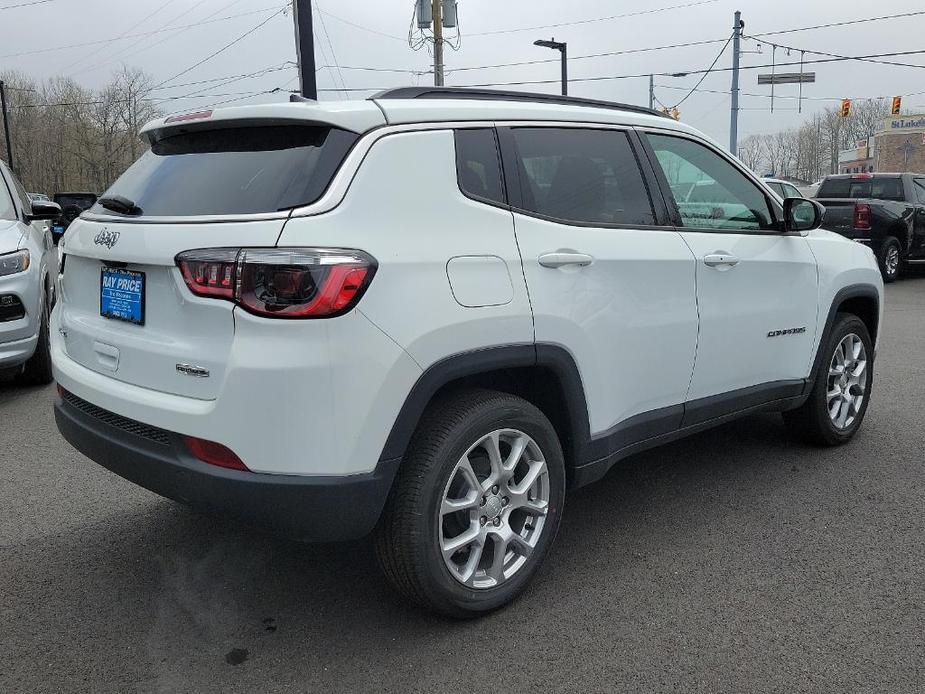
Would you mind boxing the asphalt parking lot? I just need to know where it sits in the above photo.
[2,279,923,694]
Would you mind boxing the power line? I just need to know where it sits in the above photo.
[751,10,925,39]
[663,35,732,109]
[0,0,54,9]
[150,7,288,90]
[147,64,296,92]
[61,0,181,75]
[315,7,405,42]
[314,1,348,99]
[446,38,729,74]
[83,0,252,76]
[742,35,925,72]
[467,0,719,37]
[322,47,925,94]
[0,5,284,59]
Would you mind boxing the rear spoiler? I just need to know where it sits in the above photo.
[139,101,386,144]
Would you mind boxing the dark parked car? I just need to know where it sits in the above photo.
[815,173,925,282]
[50,192,98,245]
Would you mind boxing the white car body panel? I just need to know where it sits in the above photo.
[277,129,534,370]
[679,232,819,400]
[512,213,698,434]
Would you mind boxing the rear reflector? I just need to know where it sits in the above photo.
[184,436,249,471]
[176,247,376,318]
[853,202,872,231]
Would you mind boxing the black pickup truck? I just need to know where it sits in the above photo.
[815,173,925,282]
[49,192,98,245]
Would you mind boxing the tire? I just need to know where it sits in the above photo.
[375,388,566,618]
[783,313,873,446]
[877,236,902,283]
[18,280,53,386]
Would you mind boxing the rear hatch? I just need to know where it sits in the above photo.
[57,116,364,400]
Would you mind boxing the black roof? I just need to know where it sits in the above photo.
[370,86,669,119]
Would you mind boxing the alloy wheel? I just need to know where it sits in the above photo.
[885,246,900,276]
[827,333,867,430]
[438,429,550,589]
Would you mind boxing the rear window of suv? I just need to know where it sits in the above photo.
[817,177,904,201]
[92,125,358,217]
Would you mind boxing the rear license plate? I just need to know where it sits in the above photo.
[100,267,145,325]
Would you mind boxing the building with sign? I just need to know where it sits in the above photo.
[838,139,875,174]
[874,114,925,172]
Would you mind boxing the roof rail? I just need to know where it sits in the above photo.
[370,86,668,119]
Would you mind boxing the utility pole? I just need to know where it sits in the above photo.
[292,0,317,99]
[432,0,444,86]
[729,9,743,155]
[0,81,12,171]
[649,74,655,109]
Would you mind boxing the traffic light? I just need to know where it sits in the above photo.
[840,99,851,118]
[892,96,902,115]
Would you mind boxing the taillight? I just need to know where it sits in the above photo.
[853,203,872,231]
[183,436,249,471]
[176,248,376,318]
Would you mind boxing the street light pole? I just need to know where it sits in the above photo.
[534,38,568,96]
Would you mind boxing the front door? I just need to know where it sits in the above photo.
[641,132,818,424]
[500,125,699,449]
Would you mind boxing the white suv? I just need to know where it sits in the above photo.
[51,88,883,617]
[1,159,60,385]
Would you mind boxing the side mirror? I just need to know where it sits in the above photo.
[28,199,62,221]
[784,197,825,233]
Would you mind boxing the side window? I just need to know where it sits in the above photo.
[454,128,505,205]
[783,183,802,199]
[0,165,17,221]
[913,178,925,204]
[647,133,775,232]
[766,182,784,197]
[507,127,655,226]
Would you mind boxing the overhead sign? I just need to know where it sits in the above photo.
[757,72,816,85]
[879,114,925,133]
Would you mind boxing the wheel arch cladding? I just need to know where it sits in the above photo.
[378,344,592,484]
[810,284,880,383]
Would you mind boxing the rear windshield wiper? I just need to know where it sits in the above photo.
[98,195,142,216]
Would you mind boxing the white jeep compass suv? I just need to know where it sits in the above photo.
[51,88,883,617]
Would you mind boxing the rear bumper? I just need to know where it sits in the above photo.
[54,389,399,542]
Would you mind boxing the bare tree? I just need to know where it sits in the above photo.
[0,68,160,195]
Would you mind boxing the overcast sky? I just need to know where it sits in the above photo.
[2,0,924,145]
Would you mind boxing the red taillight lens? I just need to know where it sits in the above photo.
[183,436,249,471]
[177,249,238,299]
[176,248,376,318]
[853,203,872,231]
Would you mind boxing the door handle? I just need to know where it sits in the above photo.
[538,252,594,268]
[703,253,740,268]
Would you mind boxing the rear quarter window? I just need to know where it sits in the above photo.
[817,177,904,201]
[92,125,358,217]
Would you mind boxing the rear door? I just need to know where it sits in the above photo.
[500,125,698,447]
[640,131,818,422]
[57,122,357,400]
